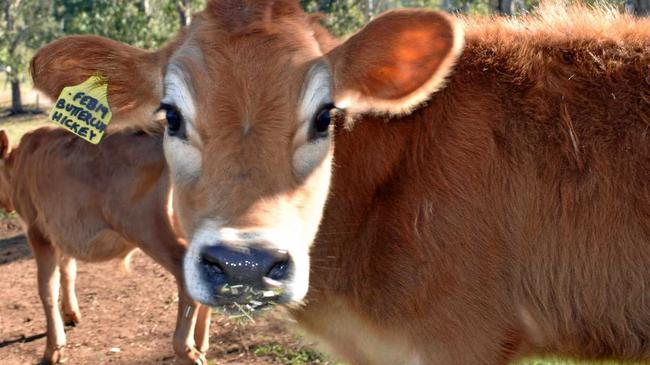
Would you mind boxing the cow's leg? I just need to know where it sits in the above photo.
[173,284,206,365]
[193,304,212,354]
[60,256,81,326]
[28,228,66,365]
[134,211,207,364]
[141,242,205,364]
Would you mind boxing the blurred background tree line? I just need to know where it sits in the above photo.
[1,0,647,114]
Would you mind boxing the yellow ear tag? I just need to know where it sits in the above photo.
[49,75,112,144]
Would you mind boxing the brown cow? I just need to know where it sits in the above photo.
[30,1,649,364]
[0,127,211,365]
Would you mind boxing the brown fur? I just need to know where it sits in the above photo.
[0,128,211,365]
[29,2,649,364]
[299,5,650,364]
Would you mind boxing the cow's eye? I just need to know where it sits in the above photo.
[160,103,183,137]
[313,103,336,137]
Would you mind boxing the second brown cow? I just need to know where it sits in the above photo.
[0,127,211,365]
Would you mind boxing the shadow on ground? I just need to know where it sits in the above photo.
[0,234,30,265]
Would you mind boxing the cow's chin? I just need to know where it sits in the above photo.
[182,250,310,311]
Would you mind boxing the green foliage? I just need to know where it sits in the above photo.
[299,0,511,36]
[1,0,207,111]
[52,0,205,49]
[300,0,631,36]
[301,0,366,36]
[0,0,58,83]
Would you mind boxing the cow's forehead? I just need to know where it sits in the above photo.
[161,14,328,134]
[174,8,323,74]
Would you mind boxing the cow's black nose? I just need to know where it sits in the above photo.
[200,244,291,288]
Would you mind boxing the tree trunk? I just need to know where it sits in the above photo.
[5,0,23,114]
[3,1,11,31]
[490,0,513,15]
[317,0,332,12]
[626,0,650,14]
[11,79,24,114]
[140,0,151,15]
[362,0,373,22]
[177,0,191,27]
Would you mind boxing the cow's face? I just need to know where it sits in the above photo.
[0,131,15,213]
[31,0,462,308]
[162,9,337,306]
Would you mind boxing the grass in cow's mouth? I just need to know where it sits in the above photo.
[214,300,278,326]
[218,283,284,298]
[212,283,284,323]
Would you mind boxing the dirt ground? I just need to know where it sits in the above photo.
[0,217,332,365]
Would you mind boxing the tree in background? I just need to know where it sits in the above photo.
[625,0,649,14]
[301,0,642,34]
[52,0,206,49]
[0,0,206,114]
[301,0,498,34]
[1,0,57,114]
[489,0,521,14]
[178,0,192,26]
[54,0,176,49]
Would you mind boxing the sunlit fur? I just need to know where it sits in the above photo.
[30,1,650,364]
[297,4,650,364]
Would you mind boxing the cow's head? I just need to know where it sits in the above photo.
[31,0,463,308]
[0,131,15,213]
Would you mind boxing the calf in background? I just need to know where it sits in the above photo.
[0,127,211,365]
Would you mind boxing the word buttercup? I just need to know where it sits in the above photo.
[49,75,112,144]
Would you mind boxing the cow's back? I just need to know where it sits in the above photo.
[11,127,169,260]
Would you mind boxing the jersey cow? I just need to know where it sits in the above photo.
[30,1,649,364]
[0,128,211,365]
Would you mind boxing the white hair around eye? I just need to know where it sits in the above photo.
[161,57,204,183]
[162,63,196,123]
[293,62,333,178]
[164,134,202,184]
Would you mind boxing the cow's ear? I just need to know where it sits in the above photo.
[31,35,180,127]
[326,10,463,116]
[0,130,10,159]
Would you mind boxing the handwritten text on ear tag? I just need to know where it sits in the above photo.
[49,75,112,144]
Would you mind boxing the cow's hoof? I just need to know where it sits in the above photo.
[40,346,66,364]
[179,347,207,365]
[63,311,81,327]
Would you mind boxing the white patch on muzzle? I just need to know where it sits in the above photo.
[183,219,312,305]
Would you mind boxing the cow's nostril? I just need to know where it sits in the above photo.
[266,259,291,281]
[201,257,225,275]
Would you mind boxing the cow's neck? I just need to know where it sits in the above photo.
[309,110,426,297]
[301,71,496,315]
[292,106,439,361]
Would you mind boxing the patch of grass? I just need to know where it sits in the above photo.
[253,342,340,365]
[1,75,53,143]
[0,113,52,143]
